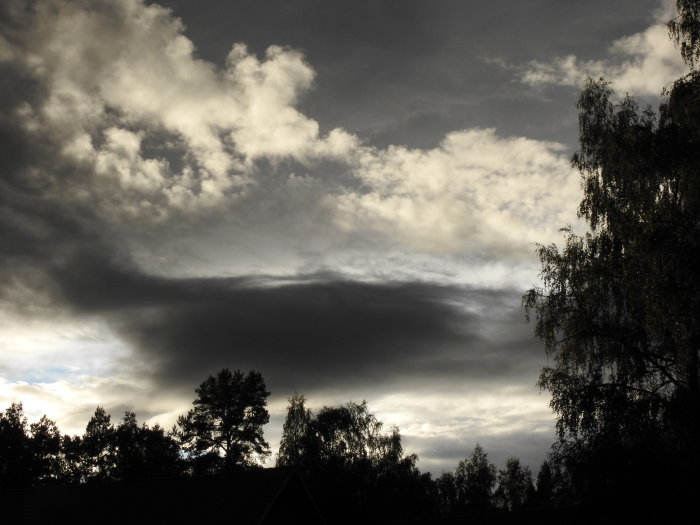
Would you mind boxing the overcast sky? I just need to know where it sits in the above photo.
[0,0,687,474]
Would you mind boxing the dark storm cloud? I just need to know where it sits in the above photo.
[48,252,544,396]
[0,65,543,398]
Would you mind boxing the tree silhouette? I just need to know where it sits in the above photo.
[82,406,116,481]
[277,393,312,468]
[533,460,554,507]
[435,471,459,516]
[494,457,534,511]
[177,368,270,472]
[138,422,182,477]
[0,404,66,487]
[114,411,141,479]
[669,0,700,67]
[0,403,31,489]
[60,434,85,484]
[523,1,700,510]
[454,444,497,513]
[114,411,182,479]
[277,396,435,523]
[28,415,62,485]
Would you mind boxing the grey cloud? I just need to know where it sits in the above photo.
[103,273,543,398]
[0,2,547,402]
[30,243,544,398]
[0,0,571,472]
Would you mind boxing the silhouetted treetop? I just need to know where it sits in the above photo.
[276,395,435,523]
[0,403,31,489]
[83,406,116,481]
[177,368,270,472]
[669,0,700,68]
[494,457,534,511]
[524,1,700,509]
[455,444,497,513]
[277,393,312,468]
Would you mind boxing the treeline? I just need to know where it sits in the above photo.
[275,393,568,522]
[0,369,567,523]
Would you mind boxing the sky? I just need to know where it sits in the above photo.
[0,0,688,474]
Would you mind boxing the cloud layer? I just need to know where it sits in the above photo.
[1,0,581,281]
[0,0,618,473]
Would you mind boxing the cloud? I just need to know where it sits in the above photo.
[48,260,542,395]
[0,0,584,297]
[0,0,564,408]
[0,0,566,470]
[2,254,548,449]
[1,0,358,222]
[0,237,542,401]
[328,129,580,257]
[517,3,688,95]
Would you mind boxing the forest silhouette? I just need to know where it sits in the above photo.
[0,373,563,524]
[3,1,700,523]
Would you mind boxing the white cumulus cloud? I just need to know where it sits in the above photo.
[2,0,584,275]
[327,129,580,258]
[3,0,358,219]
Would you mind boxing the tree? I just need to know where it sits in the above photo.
[533,460,554,507]
[669,0,700,68]
[277,393,312,468]
[454,444,497,513]
[435,471,459,516]
[139,423,182,477]
[277,396,436,523]
[82,406,116,481]
[279,398,418,473]
[114,411,141,479]
[523,0,700,506]
[60,434,85,484]
[0,403,31,489]
[114,411,182,479]
[177,368,270,471]
[29,415,62,485]
[312,401,385,468]
[494,457,534,511]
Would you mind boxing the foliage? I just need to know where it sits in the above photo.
[60,434,85,484]
[524,2,700,506]
[277,397,418,473]
[277,393,312,468]
[669,0,700,68]
[454,444,497,513]
[29,415,62,484]
[533,460,553,506]
[435,471,459,515]
[0,402,31,489]
[0,404,67,487]
[177,368,270,471]
[83,406,117,481]
[114,411,182,479]
[0,398,576,518]
[494,457,534,511]
[277,395,436,523]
